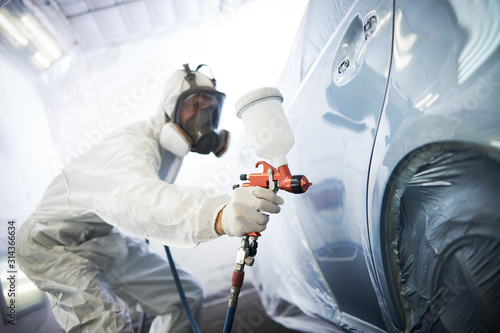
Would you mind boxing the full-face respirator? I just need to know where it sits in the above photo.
[159,64,229,157]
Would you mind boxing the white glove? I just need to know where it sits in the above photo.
[221,187,284,237]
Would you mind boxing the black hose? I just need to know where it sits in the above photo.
[164,245,202,333]
[138,313,147,333]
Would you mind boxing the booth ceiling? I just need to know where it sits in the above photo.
[33,0,250,48]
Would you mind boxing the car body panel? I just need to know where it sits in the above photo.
[258,0,394,330]
[285,0,394,328]
[253,0,500,332]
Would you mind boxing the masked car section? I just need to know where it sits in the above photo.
[382,143,500,332]
[368,0,500,331]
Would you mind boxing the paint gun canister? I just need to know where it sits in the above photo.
[235,87,295,168]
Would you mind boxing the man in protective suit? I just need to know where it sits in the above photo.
[17,64,283,333]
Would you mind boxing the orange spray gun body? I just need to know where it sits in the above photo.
[237,161,312,237]
[240,161,312,194]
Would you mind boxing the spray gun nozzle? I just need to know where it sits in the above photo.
[291,175,313,193]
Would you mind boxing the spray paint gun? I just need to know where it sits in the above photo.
[223,88,312,333]
[235,87,312,195]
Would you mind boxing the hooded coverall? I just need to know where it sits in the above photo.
[17,69,231,333]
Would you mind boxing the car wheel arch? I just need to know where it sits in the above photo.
[379,140,500,332]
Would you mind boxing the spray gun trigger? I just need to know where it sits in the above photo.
[267,168,276,192]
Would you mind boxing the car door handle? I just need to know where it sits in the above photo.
[333,14,378,86]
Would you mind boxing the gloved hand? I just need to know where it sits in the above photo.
[220,187,284,237]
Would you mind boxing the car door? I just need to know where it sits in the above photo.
[284,0,394,329]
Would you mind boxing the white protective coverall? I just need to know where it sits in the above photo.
[17,68,232,332]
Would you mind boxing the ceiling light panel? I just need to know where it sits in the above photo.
[147,0,177,29]
[57,0,89,17]
[69,13,106,47]
[121,1,151,34]
[93,6,129,41]
[88,0,116,11]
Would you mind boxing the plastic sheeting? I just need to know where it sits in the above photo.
[387,145,500,332]
[251,197,342,333]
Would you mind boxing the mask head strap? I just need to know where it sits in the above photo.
[183,63,218,87]
[183,63,199,89]
[195,64,217,86]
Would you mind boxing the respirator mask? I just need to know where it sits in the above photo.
[159,64,229,157]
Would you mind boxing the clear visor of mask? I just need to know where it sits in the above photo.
[175,91,225,129]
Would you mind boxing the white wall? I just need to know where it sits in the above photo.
[0,55,55,224]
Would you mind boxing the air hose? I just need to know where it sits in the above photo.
[138,239,150,333]
[222,235,258,333]
[223,306,237,333]
[164,245,202,333]
[136,243,201,333]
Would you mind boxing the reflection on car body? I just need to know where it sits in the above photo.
[251,0,500,332]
